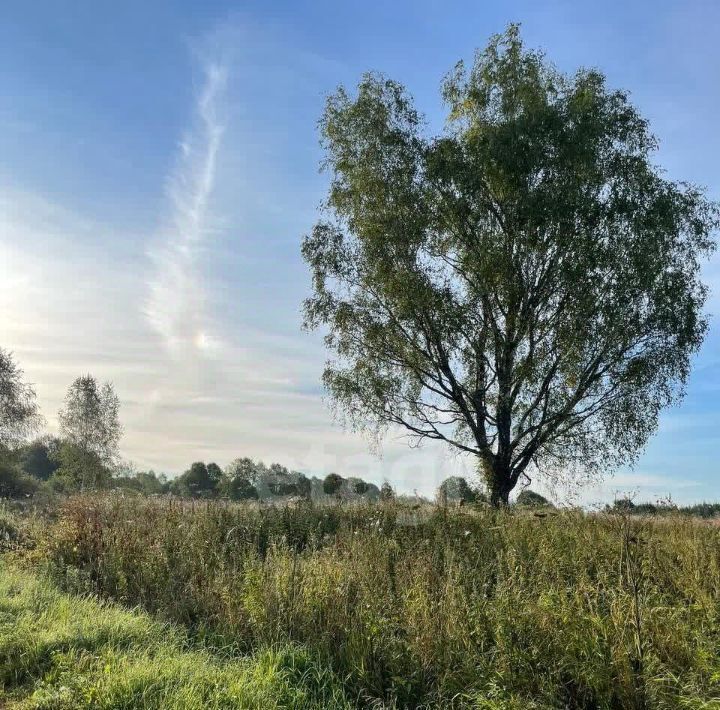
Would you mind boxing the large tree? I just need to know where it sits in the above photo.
[58,375,122,470]
[302,26,717,506]
[0,348,42,450]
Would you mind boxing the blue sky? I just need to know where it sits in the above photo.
[1,0,719,503]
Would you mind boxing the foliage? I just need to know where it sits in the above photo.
[226,457,262,486]
[437,476,481,504]
[224,475,259,501]
[171,462,221,498]
[121,458,379,504]
[113,466,168,495]
[38,495,720,708]
[353,479,369,495]
[0,348,42,449]
[379,480,395,501]
[207,462,224,489]
[516,489,553,507]
[58,375,122,468]
[606,499,720,519]
[322,473,344,496]
[295,474,312,500]
[0,461,38,499]
[609,497,637,512]
[221,459,258,500]
[50,442,112,492]
[302,25,718,505]
[680,502,720,518]
[18,437,60,481]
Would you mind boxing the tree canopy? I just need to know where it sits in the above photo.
[173,462,218,498]
[19,437,60,481]
[0,348,42,449]
[58,375,122,466]
[323,473,344,496]
[303,25,718,505]
[56,376,121,490]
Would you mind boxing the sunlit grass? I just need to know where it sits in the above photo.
[0,564,351,709]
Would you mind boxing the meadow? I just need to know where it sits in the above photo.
[2,496,720,708]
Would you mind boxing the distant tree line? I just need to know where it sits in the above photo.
[0,348,384,502]
[0,344,551,507]
[0,351,123,498]
[606,497,720,518]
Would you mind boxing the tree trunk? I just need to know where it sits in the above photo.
[489,485,510,508]
[481,458,513,508]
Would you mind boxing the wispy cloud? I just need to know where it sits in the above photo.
[145,60,228,356]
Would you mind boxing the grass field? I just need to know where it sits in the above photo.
[3,497,720,708]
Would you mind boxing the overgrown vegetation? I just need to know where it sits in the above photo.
[0,564,352,709]
[1,22,720,710]
[26,494,720,708]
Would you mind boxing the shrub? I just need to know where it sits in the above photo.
[353,479,369,495]
[515,490,553,507]
[379,481,395,501]
[0,461,39,498]
[18,437,61,481]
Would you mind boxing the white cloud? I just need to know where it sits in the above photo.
[145,60,228,358]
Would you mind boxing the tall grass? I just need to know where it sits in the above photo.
[39,495,720,708]
[0,564,352,709]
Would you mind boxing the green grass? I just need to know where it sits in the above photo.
[0,564,352,709]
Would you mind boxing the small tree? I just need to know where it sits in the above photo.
[296,473,312,500]
[0,349,42,450]
[438,476,478,504]
[302,25,718,506]
[226,458,260,485]
[222,459,259,500]
[52,441,112,490]
[226,475,258,501]
[206,462,224,490]
[58,375,121,489]
[323,473,344,496]
[379,481,395,502]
